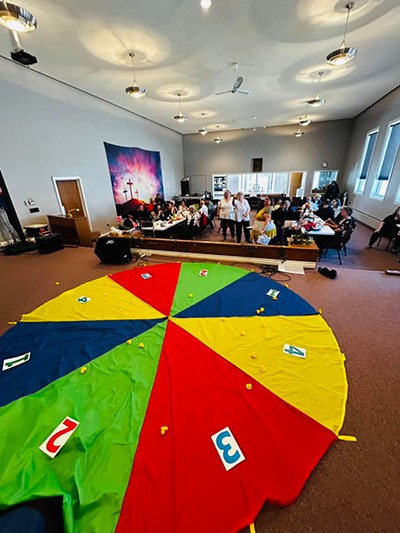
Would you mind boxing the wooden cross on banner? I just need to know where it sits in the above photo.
[126,180,134,199]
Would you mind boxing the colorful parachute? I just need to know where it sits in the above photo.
[0,262,348,532]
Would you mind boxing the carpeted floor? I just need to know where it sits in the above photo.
[0,244,399,533]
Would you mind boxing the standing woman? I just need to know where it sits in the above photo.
[217,190,235,240]
[234,191,251,243]
[251,196,277,244]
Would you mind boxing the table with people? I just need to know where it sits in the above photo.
[116,188,359,249]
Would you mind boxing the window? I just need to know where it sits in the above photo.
[370,120,400,200]
[395,184,400,204]
[354,130,378,195]
[215,173,291,196]
[312,171,339,191]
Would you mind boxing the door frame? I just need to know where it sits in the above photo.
[52,176,92,229]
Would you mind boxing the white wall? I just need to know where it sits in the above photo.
[183,120,353,196]
[342,87,400,228]
[0,59,183,234]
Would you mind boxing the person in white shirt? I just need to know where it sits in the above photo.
[234,191,251,243]
[217,190,235,240]
[199,199,209,218]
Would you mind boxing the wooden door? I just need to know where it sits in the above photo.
[289,172,303,198]
[55,179,85,217]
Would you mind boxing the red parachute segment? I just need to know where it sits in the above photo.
[110,262,181,316]
[116,321,336,533]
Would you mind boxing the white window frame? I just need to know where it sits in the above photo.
[395,184,400,205]
[312,170,339,191]
[354,128,379,196]
[370,119,400,201]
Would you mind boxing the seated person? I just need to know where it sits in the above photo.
[315,199,335,221]
[164,201,177,219]
[178,200,188,214]
[146,197,156,211]
[280,199,291,212]
[206,200,216,228]
[184,205,201,238]
[122,212,137,229]
[199,199,209,218]
[324,206,355,234]
[151,204,165,221]
[155,193,164,207]
[366,207,400,249]
[332,198,341,219]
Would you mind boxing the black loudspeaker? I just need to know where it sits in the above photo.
[94,237,132,264]
[35,233,64,254]
[181,180,190,196]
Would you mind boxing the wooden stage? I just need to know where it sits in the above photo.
[131,237,319,269]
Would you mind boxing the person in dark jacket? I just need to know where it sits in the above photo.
[366,207,400,249]
[325,181,340,201]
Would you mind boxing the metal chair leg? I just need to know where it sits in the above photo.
[337,249,342,265]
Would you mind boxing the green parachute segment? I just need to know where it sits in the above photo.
[171,262,249,316]
[0,320,167,533]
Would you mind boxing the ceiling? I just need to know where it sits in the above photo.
[1,0,400,135]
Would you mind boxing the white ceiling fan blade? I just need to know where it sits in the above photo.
[237,89,252,95]
[215,90,232,95]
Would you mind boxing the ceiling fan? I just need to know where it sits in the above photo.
[215,76,252,96]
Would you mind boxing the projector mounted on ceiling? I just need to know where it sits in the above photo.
[10,47,37,65]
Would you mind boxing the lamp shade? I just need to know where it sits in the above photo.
[125,84,147,98]
[174,111,188,123]
[326,46,357,66]
[298,116,311,127]
[0,2,37,32]
[326,2,357,67]
[307,96,326,108]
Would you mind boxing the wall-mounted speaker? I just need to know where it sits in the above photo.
[94,237,132,264]
[181,180,190,196]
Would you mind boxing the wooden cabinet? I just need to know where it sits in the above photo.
[47,215,92,247]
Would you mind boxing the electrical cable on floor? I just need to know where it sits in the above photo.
[259,264,292,282]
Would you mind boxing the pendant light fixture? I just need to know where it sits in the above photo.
[307,72,326,107]
[174,93,188,123]
[213,125,223,143]
[293,129,304,138]
[0,2,37,32]
[198,112,209,135]
[200,0,212,9]
[326,2,357,66]
[125,51,147,98]
[298,104,312,127]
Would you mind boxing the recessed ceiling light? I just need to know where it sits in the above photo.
[0,2,37,32]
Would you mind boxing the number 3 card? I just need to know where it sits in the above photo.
[39,417,79,458]
[211,426,245,471]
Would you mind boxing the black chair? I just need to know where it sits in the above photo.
[318,227,355,265]
[377,235,396,251]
